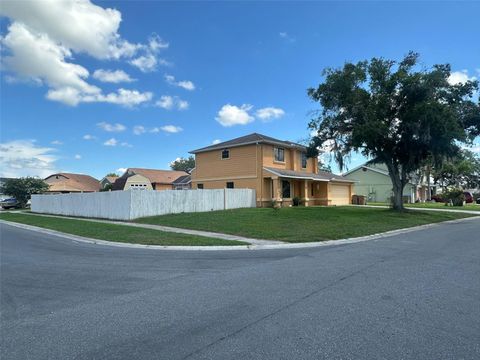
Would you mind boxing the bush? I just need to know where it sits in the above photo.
[443,188,465,207]
[292,196,304,206]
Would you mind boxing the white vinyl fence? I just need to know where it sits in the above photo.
[31,189,256,220]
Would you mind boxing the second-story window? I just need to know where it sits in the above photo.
[274,147,285,162]
[221,149,230,159]
[301,153,308,168]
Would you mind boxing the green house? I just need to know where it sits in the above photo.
[343,163,432,203]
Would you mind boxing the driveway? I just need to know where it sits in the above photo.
[1,220,479,360]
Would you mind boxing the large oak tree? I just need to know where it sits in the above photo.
[307,52,479,210]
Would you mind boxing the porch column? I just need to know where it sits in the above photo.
[303,180,310,206]
[272,177,280,201]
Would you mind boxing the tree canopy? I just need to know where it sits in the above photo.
[433,149,480,190]
[170,156,195,173]
[308,52,480,210]
[0,177,49,206]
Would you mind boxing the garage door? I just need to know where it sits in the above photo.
[330,184,350,205]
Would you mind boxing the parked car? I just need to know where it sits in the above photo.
[476,197,480,205]
[430,194,445,203]
[0,198,20,209]
[464,192,474,204]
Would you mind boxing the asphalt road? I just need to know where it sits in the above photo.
[1,220,479,360]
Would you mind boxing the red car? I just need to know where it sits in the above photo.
[464,192,474,204]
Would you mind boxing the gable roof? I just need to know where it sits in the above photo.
[190,133,307,154]
[172,174,191,185]
[127,168,188,184]
[45,173,100,192]
[263,167,354,183]
[104,176,118,183]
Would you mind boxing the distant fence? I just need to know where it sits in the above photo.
[31,189,256,220]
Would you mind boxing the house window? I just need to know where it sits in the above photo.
[311,183,315,197]
[226,182,234,189]
[282,180,291,198]
[197,184,204,189]
[274,147,285,162]
[221,149,230,159]
[301,153,308,168]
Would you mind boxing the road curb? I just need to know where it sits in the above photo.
[1,215,479,251]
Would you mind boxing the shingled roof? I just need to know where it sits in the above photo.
[263,167,354,183]
[45,173,100,192]
[126,168,189,184]
[190,133,307,154]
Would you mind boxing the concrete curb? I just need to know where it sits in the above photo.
[349,204,480,214]
[1,215,479,251]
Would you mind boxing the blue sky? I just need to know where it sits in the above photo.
[1,1,479,179]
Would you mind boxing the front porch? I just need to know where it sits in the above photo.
[261,176,331,207]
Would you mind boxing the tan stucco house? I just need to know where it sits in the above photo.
[190,133,354,207]
[44,173,100,193]
[112,168,189,191]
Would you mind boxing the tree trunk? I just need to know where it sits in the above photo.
[426,165,431,201]
[385,161,406,211]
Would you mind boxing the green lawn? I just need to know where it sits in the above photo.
[367,202,480,211]
[0,213,248,246]
[134,207,475,243]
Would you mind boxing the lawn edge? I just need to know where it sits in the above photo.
[2,215,479,251]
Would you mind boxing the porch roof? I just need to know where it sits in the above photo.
[263,167,354,183]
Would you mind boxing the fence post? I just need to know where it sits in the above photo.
[224,188,227,210]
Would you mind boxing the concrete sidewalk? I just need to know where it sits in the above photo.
[350,204,480,214]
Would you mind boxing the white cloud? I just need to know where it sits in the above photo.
[154,95,189,110]
[133,125,146,135]
[97,122,126,132]
[93,69,135,83]
[0,140,58,178]
[129,54,157,73]
[212,139,221,144]
[448,70,477,85]
[0,1,161,107]
[155,95,174,109]
[177,99,189,110]
[279,31,295,43]
[151,125,183,134]
[215,104,254,127]
[74,154,82,159]
[120,142,132,148]
[103,138,118,146]
[129,34,170,72]
[116,167,127,175]
[0,0,139,60]
[51,140,63,145]
[255,107,285,121]
[165,74,195,91]
[83,134,96,140]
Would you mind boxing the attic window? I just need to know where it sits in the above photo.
[301,153,308,168]
[221,149,230,159]
[362,167,367,172]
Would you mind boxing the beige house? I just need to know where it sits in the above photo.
[112,168,189,191]
[190,133,354,207]
[44,173,100,193]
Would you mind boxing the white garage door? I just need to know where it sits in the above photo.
[330,184,350,205]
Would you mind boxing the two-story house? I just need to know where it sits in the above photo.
[190,133,354,207]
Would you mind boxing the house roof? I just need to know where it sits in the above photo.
[342,163,423,186]
[263,167,354,183]
[172,174,191,185]
[190,133,307,154]
[104,176,118,183]
[127,168,189,184]
[45,173,100,192]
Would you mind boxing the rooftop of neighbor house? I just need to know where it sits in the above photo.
[120,168,189,184]
[189,133,307,154]
[264,167,354,182]
[172,174,192,185]
[45,173,101,192]
[104,176,118,183]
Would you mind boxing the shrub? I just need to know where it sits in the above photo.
[443,188,465,207]
[292,196,304,206]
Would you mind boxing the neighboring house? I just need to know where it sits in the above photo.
[100,176,118,190]
[343,163,435,203]
[44,173,100,193]
[112,168,189,191]
[172,175,192,190]
[190,133,354,207]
